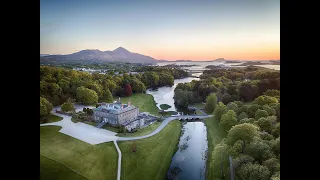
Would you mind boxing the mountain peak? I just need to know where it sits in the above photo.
[113,47,130,53]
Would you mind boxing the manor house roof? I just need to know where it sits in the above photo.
[94,102,137,115]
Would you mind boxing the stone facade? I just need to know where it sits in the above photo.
[123,112,157,132]
[93,98,139,126]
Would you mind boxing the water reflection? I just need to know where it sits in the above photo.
[166,122,208,180]
[146,77,199,112]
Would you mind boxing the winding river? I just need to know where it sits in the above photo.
[146,76,208,180]
[146,77,199,112]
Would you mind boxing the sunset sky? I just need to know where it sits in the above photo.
[40,0,280,61]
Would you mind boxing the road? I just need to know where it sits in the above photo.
[113,141,121,180]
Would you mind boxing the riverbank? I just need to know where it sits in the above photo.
[166,121,208,180]
[204,118,227,180]
[117,120,182,180]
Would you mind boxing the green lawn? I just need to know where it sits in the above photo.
[40,154,88,180]
[204,118,227,180]
[40,126,118,180]
[40,114,63,124]
[103,126,120,133]
[196,110,203,115]
[118,120,181,180]
[192,103,205,109]
[116,122,161,137]
[40,120,181,180]
[114,93,160,116]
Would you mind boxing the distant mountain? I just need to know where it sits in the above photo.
[174,60,193,62]
[40,47,157,64]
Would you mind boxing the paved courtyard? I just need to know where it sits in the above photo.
[40,107,118,145]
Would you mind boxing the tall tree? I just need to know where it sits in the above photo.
[124,83,133,96]
[255,109,269,119]
[236,163,271,180]
[227,102,239,114]
[227,123,260,145]
[142,71,159,88]
[238,112,248,120]
[61,98,75,112]
[213,102,227,122]
[244,137,274,162]
[76,86,98,104]
[220,110,238,132]
[103,88,113,103]
[40,97,53,117]
[204,93,217,114]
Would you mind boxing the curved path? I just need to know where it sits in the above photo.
[113,141,121,180]
[40,106,213,180]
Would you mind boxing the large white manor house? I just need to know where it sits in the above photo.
[93,98,139,126]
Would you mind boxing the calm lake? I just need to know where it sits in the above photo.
[146,77,199,112]
[157,61,280,71]
[166,122,208,180]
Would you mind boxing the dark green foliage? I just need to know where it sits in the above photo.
[40,65,187,106]
[236,163,271,180]
[227,123,260,145]
[61,99,75,112]
[244,137,274,162]
[213,102,227,122]
[220,110,238,132]
[272,137,280,156]
[255,109,269,120]
[40,97,53,117]
[246,104,260,118]
[227,102,239,114]
[271,123,280,138]
[204,93,218,114]
[262,158,280,175]
[173,89,195,108]
[238,112,248,120]
[239,118,255,124]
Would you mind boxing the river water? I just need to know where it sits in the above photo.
[166,122,208,180]
[146,77,199,112]
[146,74,207,179]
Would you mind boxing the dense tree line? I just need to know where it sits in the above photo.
[205,94,280,180]
[40,65,188,106]
[174,66,280,108]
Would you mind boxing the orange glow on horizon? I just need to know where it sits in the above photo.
[139,46,280,61]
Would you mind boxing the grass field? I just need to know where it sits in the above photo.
[204,118,227,180]
[40,154,88,180]
[103,125,120,133]
[116,122,161,137]
[192,103,205,109]
[114,93,160,116]
[40,126,118,180]
[196,110,203,115]
[40,114,63,124]
[118,120,181,180]
[40,120,181,180]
